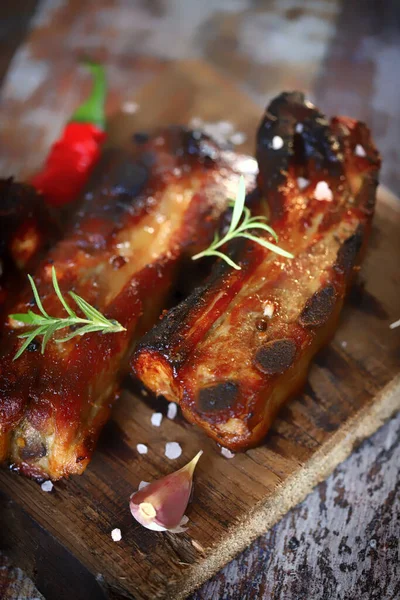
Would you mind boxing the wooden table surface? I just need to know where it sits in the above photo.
[0,2,399,599]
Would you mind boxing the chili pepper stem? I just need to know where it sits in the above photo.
[71,61,106,129]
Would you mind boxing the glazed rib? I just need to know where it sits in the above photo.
[0,179,59,317]
[0,127,256,479]
[132,93,381,451]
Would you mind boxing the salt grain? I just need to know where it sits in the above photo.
[136,444,148,455]
[138,481,149,490]
[111,528,122,542]
[296,123,304,133]
[238,157,258,175]
[272,135,284,150]
[341,341,348,348]
[165,442,182,459]
[355,144,366,157]
[190,117,203,129]
[167,402,178,420]
[121,101,139,114]
[263,302,275,318]
[229,131,247,145]
[216,121,234,136]
[189,117,241,147]
[314,181,333,202]
[151,412,163,427]
[297,177,309,190]
[221,447,235,459]
[41,480,53,492]
[389,319,400,330]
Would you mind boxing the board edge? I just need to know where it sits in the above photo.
[173,374,400,599]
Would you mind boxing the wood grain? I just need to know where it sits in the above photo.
[194,411,400,600]
[0,61,399,600]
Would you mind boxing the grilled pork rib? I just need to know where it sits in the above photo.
[132,93,381,451]
[0,179,59,317]
[0,128,256,479]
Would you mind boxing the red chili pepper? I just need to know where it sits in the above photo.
[31,62,107,207]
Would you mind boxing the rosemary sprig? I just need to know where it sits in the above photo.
[10,266,126,360]
[192,176,293,270]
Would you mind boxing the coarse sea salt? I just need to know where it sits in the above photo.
[167,402,178,420]
[111,528,122,542]
[165,442,182,459]
[229,131,247,145]
[296,123,304,133]
[221,447,235,459]
[216,120,234,135]
[272,135,284,150]
[121,102,139,115]
[189,117,246,147]
[41,480,53,492]
[136,444,148,455]
[314,181,333,202]
[297,177,309,190]
[121,101,138,114]
[138,481,150,490]
[151,412,163,427]
[263,302,274,318]
[355,144,366,157]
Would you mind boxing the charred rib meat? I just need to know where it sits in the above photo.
[0,127,256,478]
[132,93,381,451]
[0,179,59,316]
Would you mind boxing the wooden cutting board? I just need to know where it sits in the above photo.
[0,61,399,600]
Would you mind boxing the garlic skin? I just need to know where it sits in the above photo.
[129,451,202,532]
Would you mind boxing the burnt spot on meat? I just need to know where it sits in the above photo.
[111,255,127,270]
[256,92,344,220]
[358,177,378,216]
[132,132,150,144]
[254,338,297,375]
[197,381,239,413]
[299,284,337,328]
[27,339,40,353]
[111,161,149,200]
[19,441,46,461]
[334,225,364,275]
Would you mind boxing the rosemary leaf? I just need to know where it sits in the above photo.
[192,175,293,269]
[51,266,76,317]
[28,274,49,318]
[9,269,126,360]
[13,331,39,361]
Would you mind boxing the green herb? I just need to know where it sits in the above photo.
[10,266,126,360]
[192,176,293,270]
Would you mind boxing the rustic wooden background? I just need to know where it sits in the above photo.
[0,1,399,599]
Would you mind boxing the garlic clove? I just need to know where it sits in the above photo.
[129,450,202,532]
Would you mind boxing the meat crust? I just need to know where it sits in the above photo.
[132,93,381,451]
[0,127,255,478]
